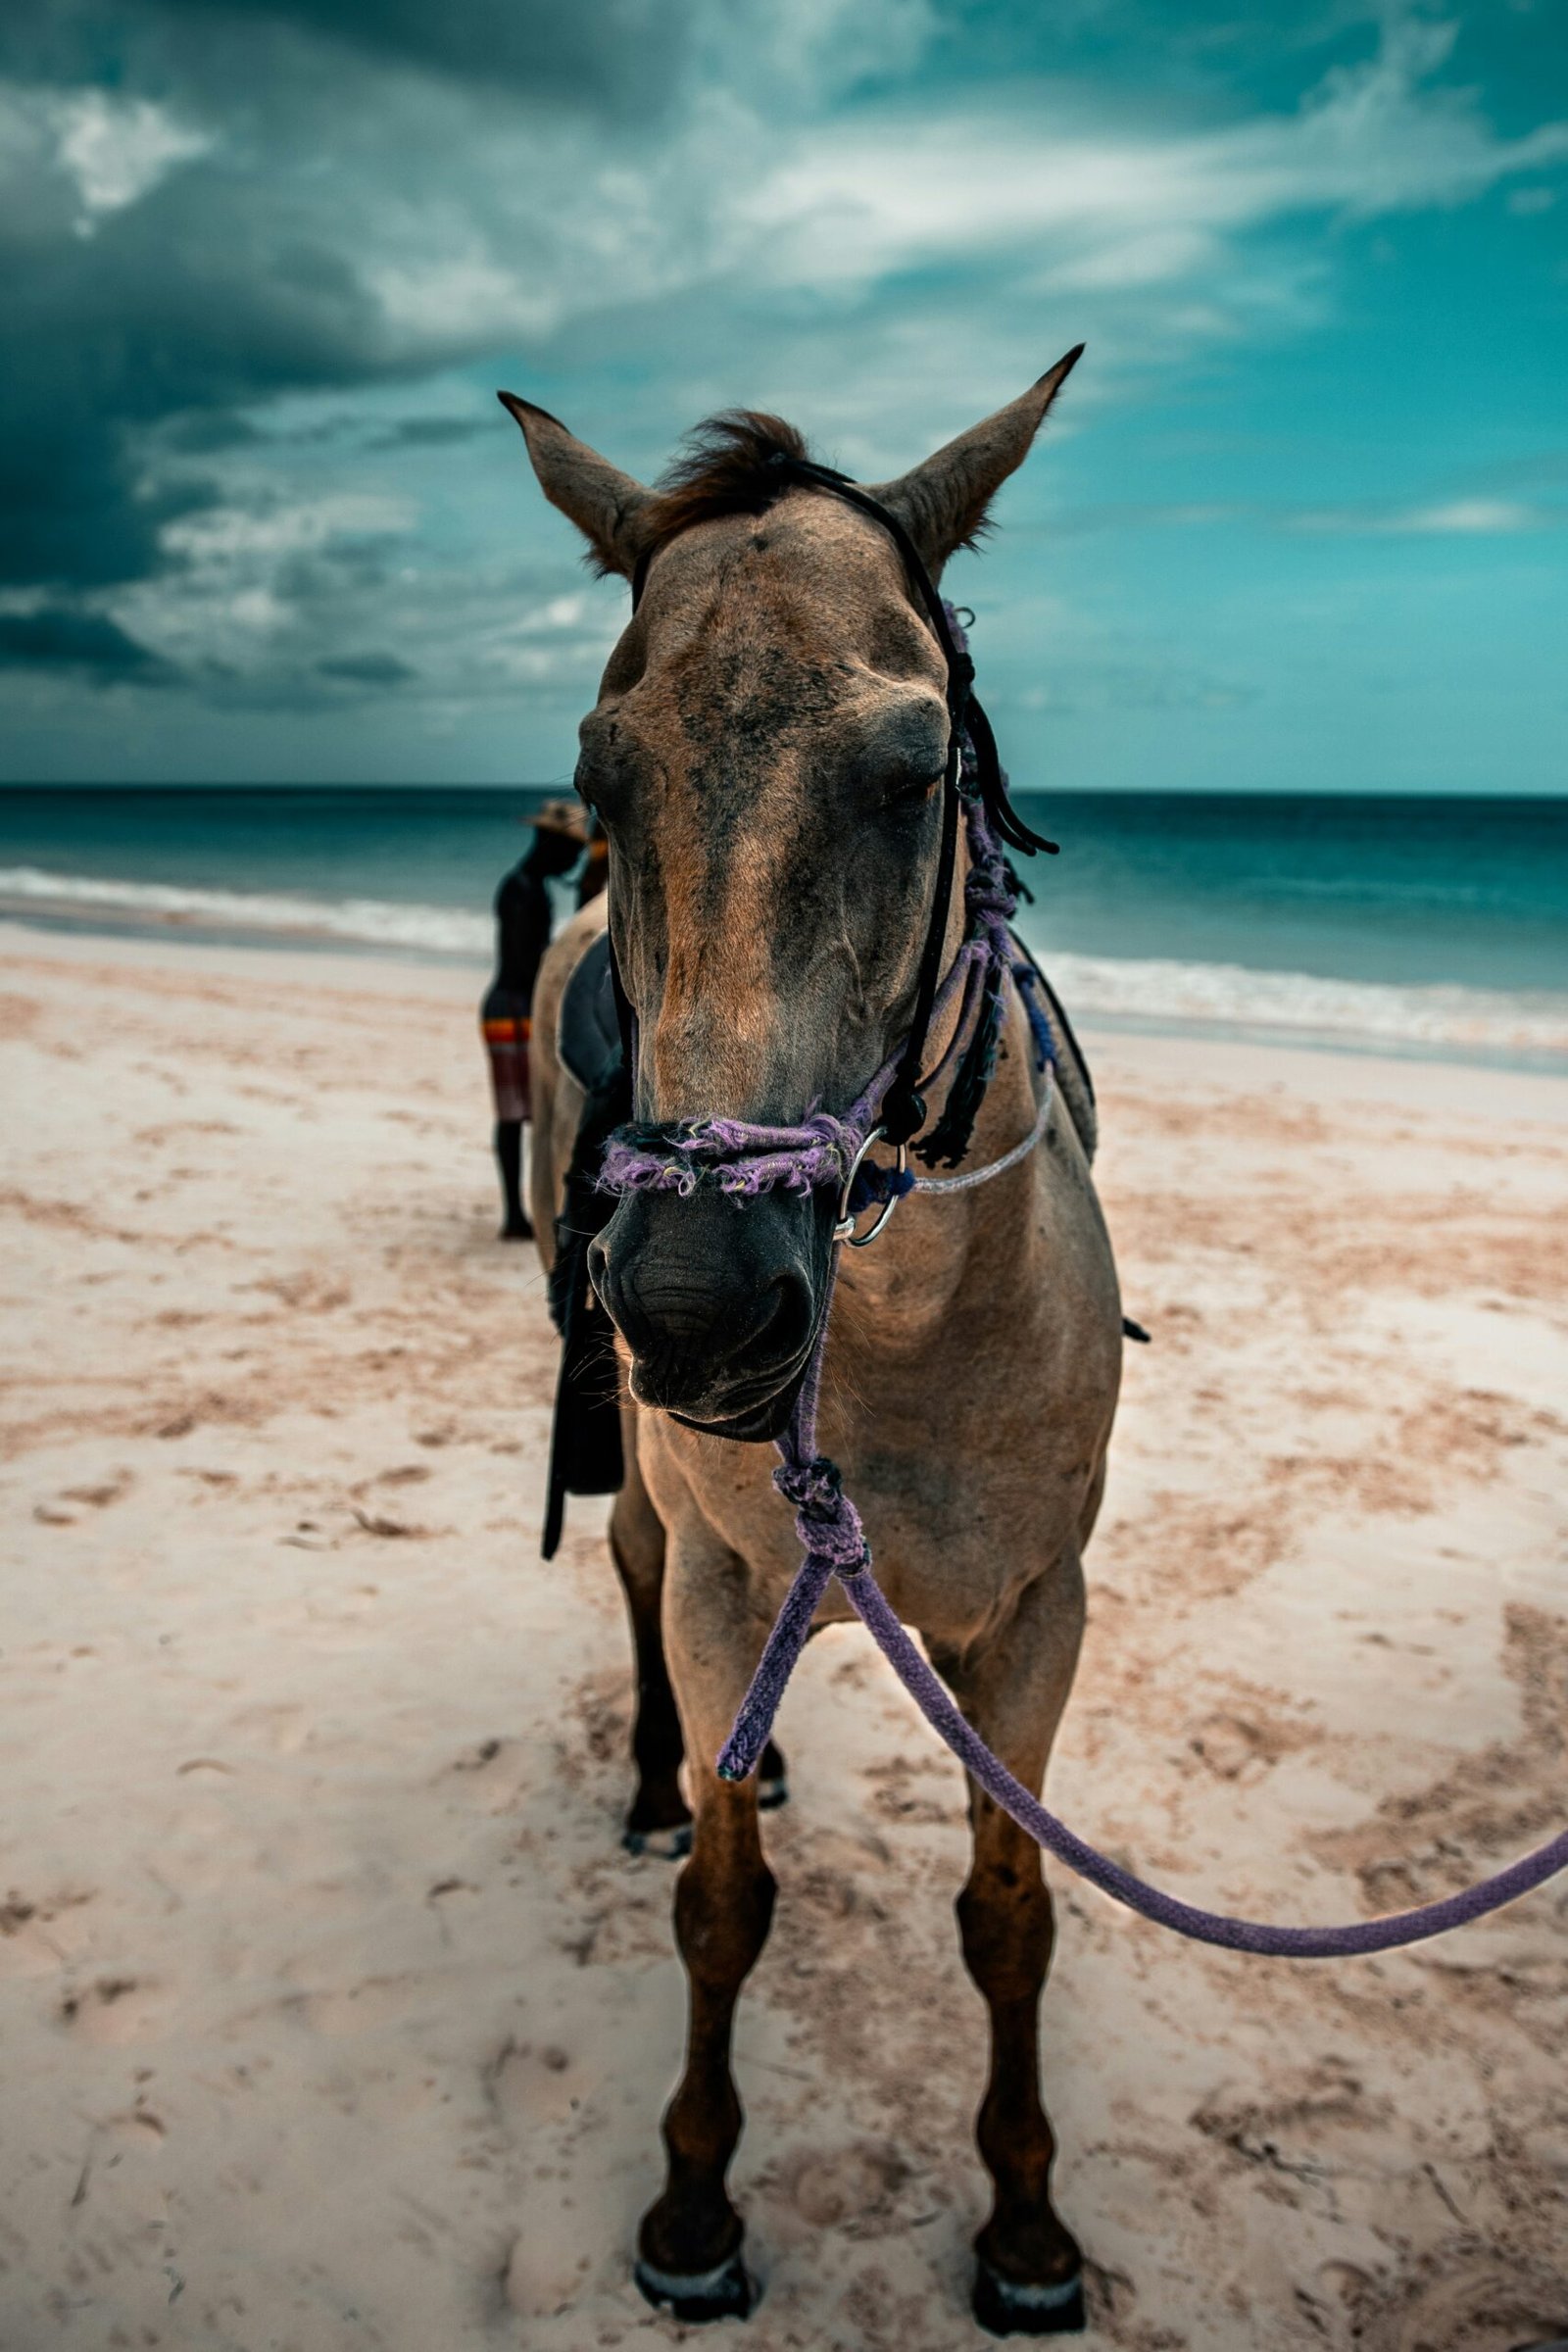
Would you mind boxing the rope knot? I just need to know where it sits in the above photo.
[772,1452,868,1574]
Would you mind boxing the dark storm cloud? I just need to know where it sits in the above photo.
[151,0,689,112]
[1,155,393,591]
[316,651,417,684]
[0,607,172,680]
[156,412,267,455]
[4,0,1565,784]
[364,416,490,450]
[2,0,690,114]
[0,0,697,622]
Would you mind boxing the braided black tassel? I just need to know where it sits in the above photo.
[965,698,1058,857]
[914,969,1005,1170]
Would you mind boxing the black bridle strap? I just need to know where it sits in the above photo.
[880,723,959,1146]
[773,462,968,1146]
[625,454,1056,1150]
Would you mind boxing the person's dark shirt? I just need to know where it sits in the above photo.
[492,860,554,1006]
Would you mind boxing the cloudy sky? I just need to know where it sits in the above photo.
[1,0,1564,793]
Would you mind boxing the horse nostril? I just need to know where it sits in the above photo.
[591,1191,823,1412]
[752,1270,811,1363]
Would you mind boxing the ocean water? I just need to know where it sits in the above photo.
[2,786,1565,1068]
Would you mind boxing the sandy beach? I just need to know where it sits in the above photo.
[2,916,1566,2352]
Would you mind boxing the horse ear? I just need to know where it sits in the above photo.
[866,346,1084,573]
[497,392,653,579]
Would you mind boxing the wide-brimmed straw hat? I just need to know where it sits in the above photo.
[527,797,589,846]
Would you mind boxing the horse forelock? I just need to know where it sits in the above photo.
[639,411,813,555]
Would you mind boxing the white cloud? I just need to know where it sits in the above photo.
[734,19,1568,293]
[366,242,558,344]
[1292,496,1563,534]
[1508,184,1557,216]
[49,90,211,223]
[1392,498,1557,534]
[479,591,620,683]
[0,79,211,232]
[162,492,413,565]
[1043,226,1221,290]
[118,492,416,672]
[508,594,596,635]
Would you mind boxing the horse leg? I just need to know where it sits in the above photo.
[609,1437,691,1857]
[635,1537,778,2321]
[612,1429,785,1854]
[935,1551,1087,2337]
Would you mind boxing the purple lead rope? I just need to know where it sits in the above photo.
[712,1300,1568,1958]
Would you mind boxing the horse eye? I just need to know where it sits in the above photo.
[885,769,943,808]
[572,760,606,817]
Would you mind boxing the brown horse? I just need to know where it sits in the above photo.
[505,359,1122,2336]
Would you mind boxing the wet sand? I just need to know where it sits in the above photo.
[2,919,1566,2352]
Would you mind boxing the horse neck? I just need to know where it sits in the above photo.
[833,901,1050,1359]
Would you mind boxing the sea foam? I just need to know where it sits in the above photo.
[3,864,1565,1065]
[0,864,491,957]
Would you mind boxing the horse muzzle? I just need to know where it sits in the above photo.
[588,1187,830,1442]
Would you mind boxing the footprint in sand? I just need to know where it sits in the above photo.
[226,1699,311,1755]
[104,2109,167,2150]
[27,1471,129,1529]
[61,1978,167,2046]
[502,2220,599,2322]
[491,2038,594,2131]
[72,2111,170,2230]
[0,1889,95,1980]
[285,1976,420,2036]
[353,1463,433,1493]
[1327,2250,1568,2352]
[777,2140,912,2234]
[1188,1709,1292,1783]
[1193,2057,1410,2180]
[60,1471,134,1510]
[443,1738,532,1815]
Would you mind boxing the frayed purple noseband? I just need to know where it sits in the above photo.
[600,1112,865,1203]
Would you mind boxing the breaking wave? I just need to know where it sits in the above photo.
[1039,947,1568,1064]
[4,864,1565,1065]
[0,864,491,957]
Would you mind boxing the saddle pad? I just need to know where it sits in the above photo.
[557,927,622,1095]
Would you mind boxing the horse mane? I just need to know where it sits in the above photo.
[636,411,814,561]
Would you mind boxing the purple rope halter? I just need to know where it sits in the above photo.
[598,622,1568,1962]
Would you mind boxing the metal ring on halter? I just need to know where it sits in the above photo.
[833,1127,907,1249]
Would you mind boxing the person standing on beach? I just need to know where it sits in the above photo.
[481,800,586,1240]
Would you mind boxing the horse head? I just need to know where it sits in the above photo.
[501,356,1080,1439]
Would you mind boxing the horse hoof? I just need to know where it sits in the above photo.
[635,2251,757,2323]
[757,1770,789,1812]
[973,2260,1085,2337]
[622,1820,693,1861]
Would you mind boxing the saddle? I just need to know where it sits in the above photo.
[558,927,622,1096]
[540,930,631,1559]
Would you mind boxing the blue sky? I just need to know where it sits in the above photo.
[1,0,1564,791]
